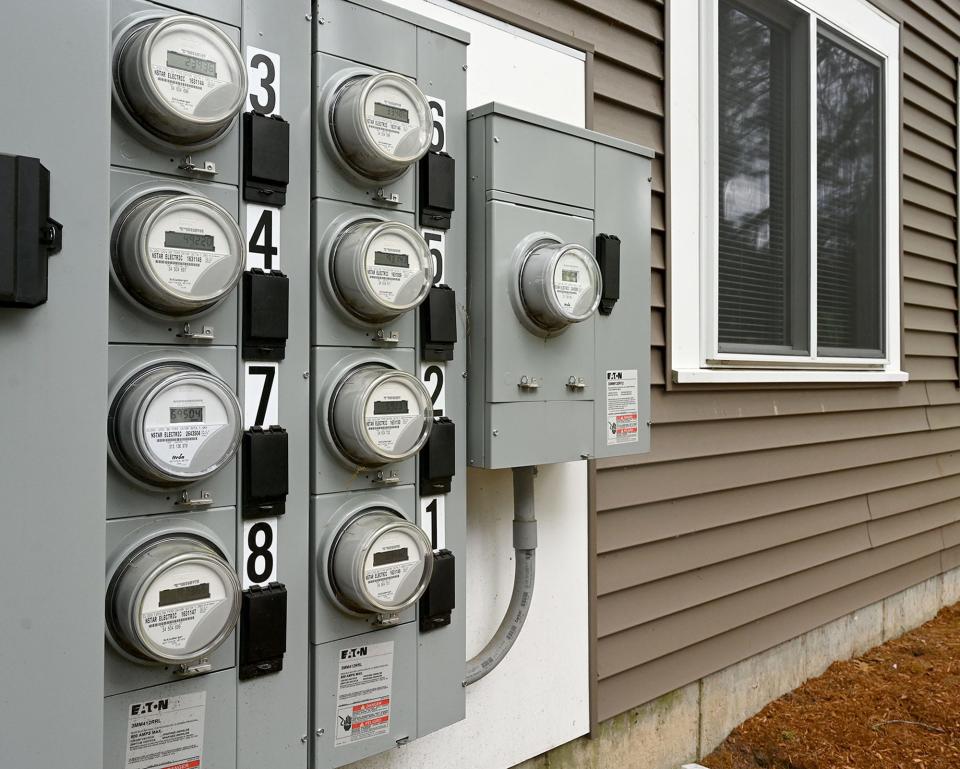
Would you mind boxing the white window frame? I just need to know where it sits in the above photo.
[667,0,906,384]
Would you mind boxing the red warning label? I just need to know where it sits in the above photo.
[606,370,640,446]
[335,643,394,746]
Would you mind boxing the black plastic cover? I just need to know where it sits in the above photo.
[418,151,455,230]
[419,416,455,496]
[0,154,62,308]
[420,549,455,632]
[243,268,289,361]
[596,233,621,315]
[243,426,288,519]
[239,582,287,680]
[420,283,457,362]
[243,111,290,206]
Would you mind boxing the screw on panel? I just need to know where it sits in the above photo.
[493,136,500,143]
[316,728,325,736]
[303,371,310,379]
[492,429,499,437]
[300,735,308,743]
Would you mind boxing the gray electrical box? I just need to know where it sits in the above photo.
[310,2,469,767]
[466,104,653,468]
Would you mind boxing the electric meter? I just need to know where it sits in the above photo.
[517,239,602,332]
[113,192,244,315]
[115,15,246,145]
[107,535,241,665]
[328,365,433,467]
[328,510,433,616]
[110,362,242,487]
[329,73,433,179]
[330,220,434,322]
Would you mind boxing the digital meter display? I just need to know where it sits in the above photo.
[164,230,216,252]
[169,406,204,423]
[373,400,409,415]
[373,548,409,567]
[374,251,410,269]
[158,582,211,607]
[374,102,409,123]
[166,50,217,78]
[562,269,580,283]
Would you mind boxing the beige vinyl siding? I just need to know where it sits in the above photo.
[459,0,960,727]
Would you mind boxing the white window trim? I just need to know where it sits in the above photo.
[667,0,906,385]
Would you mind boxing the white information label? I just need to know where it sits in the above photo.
[605,369,639,445]
[419,362,446,418]
[125,691,206,769]
[242,517,279,589]
[421,228,445,285]
[426,95,447,152]
[245,204,281,272]
[420,495,446,550]
[335,642,394,747]
[245,47,280,116]
[145,423,228,469]
[244,363,279,428]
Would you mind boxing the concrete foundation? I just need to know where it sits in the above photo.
[512,568,960,769]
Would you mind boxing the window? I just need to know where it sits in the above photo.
[668,0,904,383]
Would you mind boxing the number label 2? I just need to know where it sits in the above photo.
[420,362,446,418]
[245,47,280,116]
[242,517,278,588]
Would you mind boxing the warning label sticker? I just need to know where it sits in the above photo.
[125,691,205,769]
[335,642,394,748]
[606,369,639,446]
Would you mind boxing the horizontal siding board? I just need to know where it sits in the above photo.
[593,96,663,152]
[904,127,958,172]
[903,27,957,79]
[903,252,957,284]
[868,470,960,518]
[903,177,957,217]
[597,530,944,676]
[867,498,959,545]
[593,56,663,115]
[904,101,956,149]
[597,428,960,506]
[903,277,957,309]
[597,452,960,552]
[903,223,957,261]
[637,406,930,465]
[904,151,957,195]
[651,231,665,268]
[903,303,958,333]
[902,200,958,241]
[649,381,930,423]
[904,354,959,380]
[904,329,957,356]
[595,554,943,721]
[904,56,955,103]
[597,496,870,594]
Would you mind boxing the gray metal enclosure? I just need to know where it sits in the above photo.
[0,3,111,767]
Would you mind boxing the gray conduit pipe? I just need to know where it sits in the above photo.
[463,465,538,686]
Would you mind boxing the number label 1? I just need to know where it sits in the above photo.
[244,362,279,428]
[242,517,278,588]
[420,361,446,418]
[245,47,280,116]
[420,496,446,550]
[426,96,447,153]
[246,204,280,272]
[422,228,445,285]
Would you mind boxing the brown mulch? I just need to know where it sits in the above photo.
[702,603,960,769]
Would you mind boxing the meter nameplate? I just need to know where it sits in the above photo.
[605,369,640,446]
[139,561,228,652]
[363,528,422,604]
[335,642,394,747]
[553,251,592,313]
[147,207,235,297]
[144,382,230,471]
[364,379,420,454]
[365,82,423,158]
[149,27,239,118]
[125,691,206,769]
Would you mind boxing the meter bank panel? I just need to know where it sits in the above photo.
[0,1,651,768]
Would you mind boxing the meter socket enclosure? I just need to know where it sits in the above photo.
[466,103,653,468]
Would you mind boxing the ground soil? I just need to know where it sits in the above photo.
[702,603,960,769]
